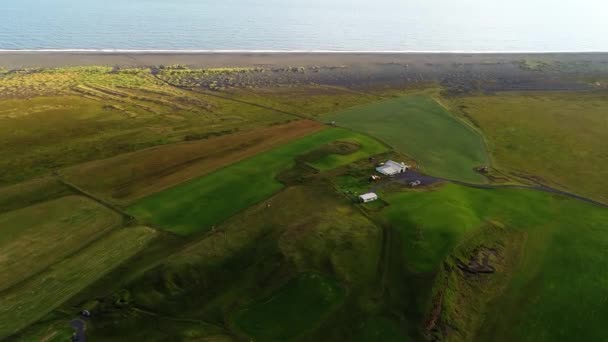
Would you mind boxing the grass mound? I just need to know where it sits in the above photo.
[425,223,526,342]
[325,95,488,183]
[233,272,345,341]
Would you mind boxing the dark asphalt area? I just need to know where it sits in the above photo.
[70,319,86,342]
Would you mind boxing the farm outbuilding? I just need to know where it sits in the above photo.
[359,192,378,203]
[376,160,410,176]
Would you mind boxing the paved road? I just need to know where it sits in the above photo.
[372,170,608,209]
[70,319,86,342]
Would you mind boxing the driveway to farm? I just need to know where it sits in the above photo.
[70,319,86,342]
[371,170,608,209]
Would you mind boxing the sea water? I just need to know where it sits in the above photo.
[0,0,605,52]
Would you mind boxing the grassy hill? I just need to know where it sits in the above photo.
[376,183,608,341]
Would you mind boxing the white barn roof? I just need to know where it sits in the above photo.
[376,160,409,176]
[359,192,378,202]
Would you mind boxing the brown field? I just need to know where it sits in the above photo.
[0,195,123,292]
[62,120,324,205]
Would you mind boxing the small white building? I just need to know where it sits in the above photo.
[359,192,378,203]
[376,160,409,176]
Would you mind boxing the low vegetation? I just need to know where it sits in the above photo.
[127,128,387,235]
[0,226,157,340]
[234,272,345,341]
[1,63,607,342]
[92,184,382,341]
[325,94,489,183]
[0,67,292,186]
[62,120,322,205]
[0,177,71,214]
[377,183,608,341]
[0,196,122,292]
[450,91,608,202]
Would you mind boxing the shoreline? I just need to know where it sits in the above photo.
[1,51,607,69]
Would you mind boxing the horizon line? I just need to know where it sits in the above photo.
[0,49,607,54]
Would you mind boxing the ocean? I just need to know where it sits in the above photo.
[0,0,605,52]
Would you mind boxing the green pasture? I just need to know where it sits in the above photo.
[0,196,122,292]
[127,128,387,235]
[0,226,157,339]
[325,95,489,183]
[233,272,345,341]
[452,91,608,203]
[378,183,608,341]
[115,184,381,340]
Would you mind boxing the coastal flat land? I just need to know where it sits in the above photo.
[1,53,608,342]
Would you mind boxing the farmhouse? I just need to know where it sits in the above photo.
[359,192,378,203]
[376,160,409,176]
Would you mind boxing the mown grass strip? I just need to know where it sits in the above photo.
[0,226,157,339]
[0,196,123,292]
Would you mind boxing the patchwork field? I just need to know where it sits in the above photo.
[1,58,608,342]
[0,226,157,340]
[451,91,608,202]
[377,183,608,341]
[62,120,323,205]
[0,195,122,292]
[127,128,388,235]
[325,95,489,183]
[234,272,345,341]
[0,67,292,186]
[100,184,383,341]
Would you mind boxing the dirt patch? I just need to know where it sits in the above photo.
[424,222,526,342]
[457,248,498,274]
[61,120,324,205]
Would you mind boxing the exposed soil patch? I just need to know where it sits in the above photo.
[424,223,526,342]
[457,248,498,274]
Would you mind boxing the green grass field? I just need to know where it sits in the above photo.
[325,95,489,183]
[127,128,387,235]
[378,183,608,341]
[0,226,157,340]
[0,195,122,292]
[451,91,608,202]
[105,184,382,341]
[233,272,345,341]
